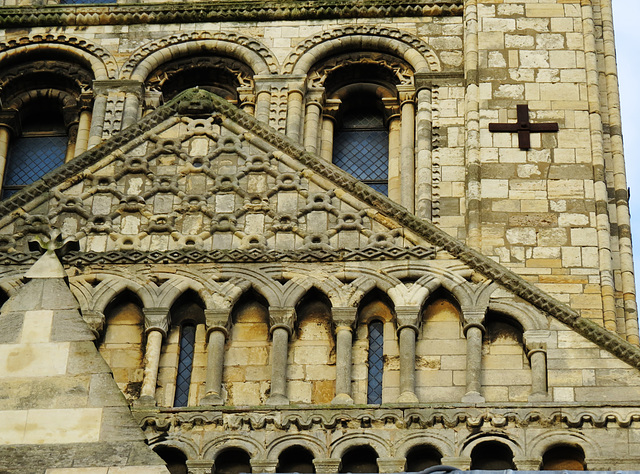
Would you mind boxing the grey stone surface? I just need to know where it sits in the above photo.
[0,311,23,344]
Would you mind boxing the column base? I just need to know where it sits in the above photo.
[134,395,157,407]
[331,393,354,405]
[461,390,485,403]
[200,392,225,406]
[265,393,289,406]
[528,391,552,402]
[396,391,419,404]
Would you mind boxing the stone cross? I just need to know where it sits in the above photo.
[26,230,79,279]
[489,104,558,150]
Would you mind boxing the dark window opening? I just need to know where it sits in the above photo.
[154,446,188,474]
[469,441,516,470]
[173,322,196,407]
[277,446,315,473]
[367,320,384,404]
[340,446,379,473]
[333,93,388,195]
[405,445,442,471]
[213,448,252,474]
[541,445,586,470]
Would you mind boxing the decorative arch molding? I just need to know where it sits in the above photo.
[488,299,549,332]
[266,434,328,461]
[220,267,285,307]
[0,36,115,80]
[202,434,266,460]
[393,432,454,459]
[527,430,602,461]
[458,432,524,459]
[283,26,440,75]
[150,436,199,461]
[122,32,278,81]
[329,431,391,458]
[74,273,157,312]
[154,277,209,310]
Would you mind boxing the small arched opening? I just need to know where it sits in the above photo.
[154,446,188,474]
[213,447,252,474]
[405,445,442,471]
[541,444,586,470]
[340,446,379,473]
[277,446,316,473]
[469,440,516,470]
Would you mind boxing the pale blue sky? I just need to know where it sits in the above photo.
[612,0,640,287]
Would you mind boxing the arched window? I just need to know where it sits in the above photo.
[469,441,515,470]
[333,91,389,195]
[541,445,586,470]
[340,446,379,473]
[367,320,384,404]
[213,448,252,474]
[405,445,442,471]
[2,98,67,199]
[154,446,188,474]
[277,446,315,473]
[174,321,197,407]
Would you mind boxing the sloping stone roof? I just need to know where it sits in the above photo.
[1,87,639,370]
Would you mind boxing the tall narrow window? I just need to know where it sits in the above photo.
[174,322,196,407]
[2,100,66,199]
[333,95,389,195]
[367,320,384,404]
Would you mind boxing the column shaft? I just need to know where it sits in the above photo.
[332,327,354,404]
[87,94,108,149]
[121,92,141,130]
[0,126,11,188]
[529,350,548,395]
[202,329,226,405]
[286,89,304,142]
[255,90,271,124]
[397,326,418,403]
[139,329,164,403]
[320,116,334,162]
[267,326,290,405]
[74,110,92,157]
[463,325,484,402]
[415,88,433,219]
[303,102,322,153]
[387,116,402,202]
[400,100,415,212]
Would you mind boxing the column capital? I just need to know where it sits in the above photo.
[79,92,94,111]
[323,98,342,121]
[523,329,551,353]
[0,109,20,135]
[250,459,278,474]
[142,307,170,335]
[377,457,406,473]
[82,310,105,338]
[395,305,420,333]
[306,88,326,106]
[269,306,295,335]
[332,306,358,330]
[397,84,416,104]
[93,79,144,96]
[461,308,486,334]
[313,458,341,474]
[205,308,231,337]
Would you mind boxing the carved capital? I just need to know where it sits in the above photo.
[205,309,231,338]
[143,307,170,335]
[93,79,144,96]
[523,330,551,355]
[306,88,326,107]
[395,306,420,333]
[323,98,342,121]
[332,307,358,330]
[82,310,105,338]
[397,84,416,104]
[461,308,485,335]
[0,109,20,135]
[313,459,341,474]
[79,92,94,111]
[269,307,295,334]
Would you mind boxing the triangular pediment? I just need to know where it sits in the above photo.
[0,88,639,371]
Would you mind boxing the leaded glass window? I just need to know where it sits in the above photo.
[60,0,115,3]
[173,323,196,407]
[367,320,384,404]
[334,105,389,195]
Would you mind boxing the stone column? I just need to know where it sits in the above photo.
[266,307,294,405]
[319,99,340,162]
[121,80,145,130]
[285,79,306,143]
[187,460,214,474]
[201,309,230,406]
[415,81,433,219]
[65,123,78,163]
[303,90,324,154]
[137,307,170,406]
[462,310,485,403]
[377,458,406,473]
[74,110,92,157]
[238,87,256,116]
[0,110,19,189]
[398,85,416,213]
[254,77,273,125]
[387,115,401,203]
[396,306,419,403]
[87,81,110,149]
[524,330,551,401]
[331,307,357,405]
[82,310,105,339]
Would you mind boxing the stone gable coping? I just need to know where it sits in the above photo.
[0,0,463,28]
[1,87,639,371]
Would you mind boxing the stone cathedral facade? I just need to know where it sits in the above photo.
[1,0,640,472]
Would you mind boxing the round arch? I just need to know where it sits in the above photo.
[393,432,454,458]
[90,276,157,313]
[124,36,276,82]
[488,300,549,332]
[203,434,266,460]
[459,432,523,459]
[527,430,601,461]
[329,432,390,459]
[0,40,113,80]
[266,434,327,461]
[284,26,439,75]
[150,436,199,461]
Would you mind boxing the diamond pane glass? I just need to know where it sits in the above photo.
[367,320,384,404]
[3,135,66,199]
[60,0,115,3]
[174,324,196,407]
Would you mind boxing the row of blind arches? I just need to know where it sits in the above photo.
[154,442,587,473]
